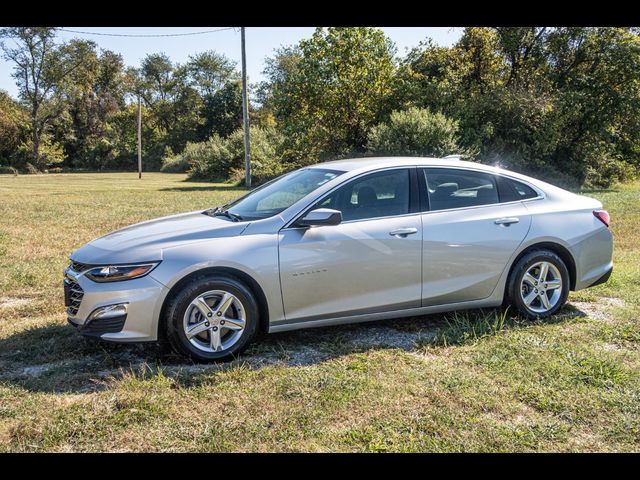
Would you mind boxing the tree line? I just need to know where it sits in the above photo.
[1,27,639,188]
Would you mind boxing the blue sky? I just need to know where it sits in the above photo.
[0,27,463,99]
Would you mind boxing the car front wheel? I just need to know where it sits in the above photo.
[164,274,259,362]
[508,249,570,319]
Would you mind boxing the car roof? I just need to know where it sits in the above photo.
[310,156,503,175]
[307,156,571,198]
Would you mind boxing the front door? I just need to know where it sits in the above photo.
[278,168,423,322]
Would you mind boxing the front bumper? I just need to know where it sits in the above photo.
[65,268,168,342]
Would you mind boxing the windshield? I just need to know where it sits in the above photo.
[223,168,344,221]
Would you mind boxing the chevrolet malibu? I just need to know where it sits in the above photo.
[65,157,613,361]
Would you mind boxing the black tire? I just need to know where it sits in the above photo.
[507,249,570,319]
[164,274,259,362]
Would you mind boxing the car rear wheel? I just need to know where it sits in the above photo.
[164,274,258,362]
[508,250,570,319]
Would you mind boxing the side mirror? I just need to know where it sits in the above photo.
[296,208,342,227]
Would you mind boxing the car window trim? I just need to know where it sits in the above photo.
[282,166,419,230]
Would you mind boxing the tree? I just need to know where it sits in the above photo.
[493,27,549,88]
[199,79,243,139]
[131,53,204,166]
[137,53,176,106]
[0,90,28,167]
[179,51,241,140]
[180,50,237,98]
[262,28,398,163]
[51,40,127,169]
[256,46,302,119]
[0,27,85,169]
[398,27,640,187]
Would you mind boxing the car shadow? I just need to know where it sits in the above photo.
[0,304,588,394]
[159,185,245,192]
[579,188,619,194]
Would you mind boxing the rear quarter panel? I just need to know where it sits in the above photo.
[520,194,613,290]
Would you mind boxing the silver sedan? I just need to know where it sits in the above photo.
[65,157,614,361]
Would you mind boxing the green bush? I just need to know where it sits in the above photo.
[0,165,18,175]
[160,147,189,173]
[584,157,637,189]
[160,155,190,173]
[186,126,287,184]
[366,107,463,158]
[16,134,66,172]
[25,162,40,174]
[225,126,287,184]
[185,134,232,181]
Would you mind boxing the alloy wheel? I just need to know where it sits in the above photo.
[519,261,563,314]
[182,290,246,353]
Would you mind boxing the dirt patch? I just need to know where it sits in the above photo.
[21,364,57,377]
[569,297,625,323]
[19,321,442,384]
[344,325,436,350]
[0,297,31,309]
[247,321,439,367]
[602,342,624,352]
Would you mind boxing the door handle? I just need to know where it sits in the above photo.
[389,227,418,238]
[494,217,520,226]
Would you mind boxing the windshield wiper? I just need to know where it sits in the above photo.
[204,207,243,222]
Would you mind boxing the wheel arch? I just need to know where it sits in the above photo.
[506,241,577,295]
[158,266,271,339]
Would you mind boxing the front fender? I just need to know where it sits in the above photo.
[148,234,284,337]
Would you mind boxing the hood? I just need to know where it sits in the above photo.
[71,210,249,265]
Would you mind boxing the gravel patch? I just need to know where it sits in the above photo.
[570,297,626,323]
[0,297,31,309]
[21,364,57,377]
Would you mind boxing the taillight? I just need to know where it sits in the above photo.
[593,209,610,227]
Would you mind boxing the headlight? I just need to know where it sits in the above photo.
[85,262,159,283]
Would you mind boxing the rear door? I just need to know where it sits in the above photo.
[419,167,532,306]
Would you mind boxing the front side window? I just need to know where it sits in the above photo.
[226,168,343,220]
[314,169,411,222]
[423,168,499,211]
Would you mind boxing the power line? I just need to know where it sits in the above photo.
[58,27,237,38]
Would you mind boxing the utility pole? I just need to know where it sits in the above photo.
[137,95,142,179]
[241,26,251,188]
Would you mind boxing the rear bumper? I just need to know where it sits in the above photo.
[573,226,614,291]
[586,265,613,288]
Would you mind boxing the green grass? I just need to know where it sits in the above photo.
[0,172,639,452]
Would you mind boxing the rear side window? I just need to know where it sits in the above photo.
[497,176,539,202]
[423,168,499,211]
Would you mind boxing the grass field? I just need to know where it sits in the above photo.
[0,172,638,452]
